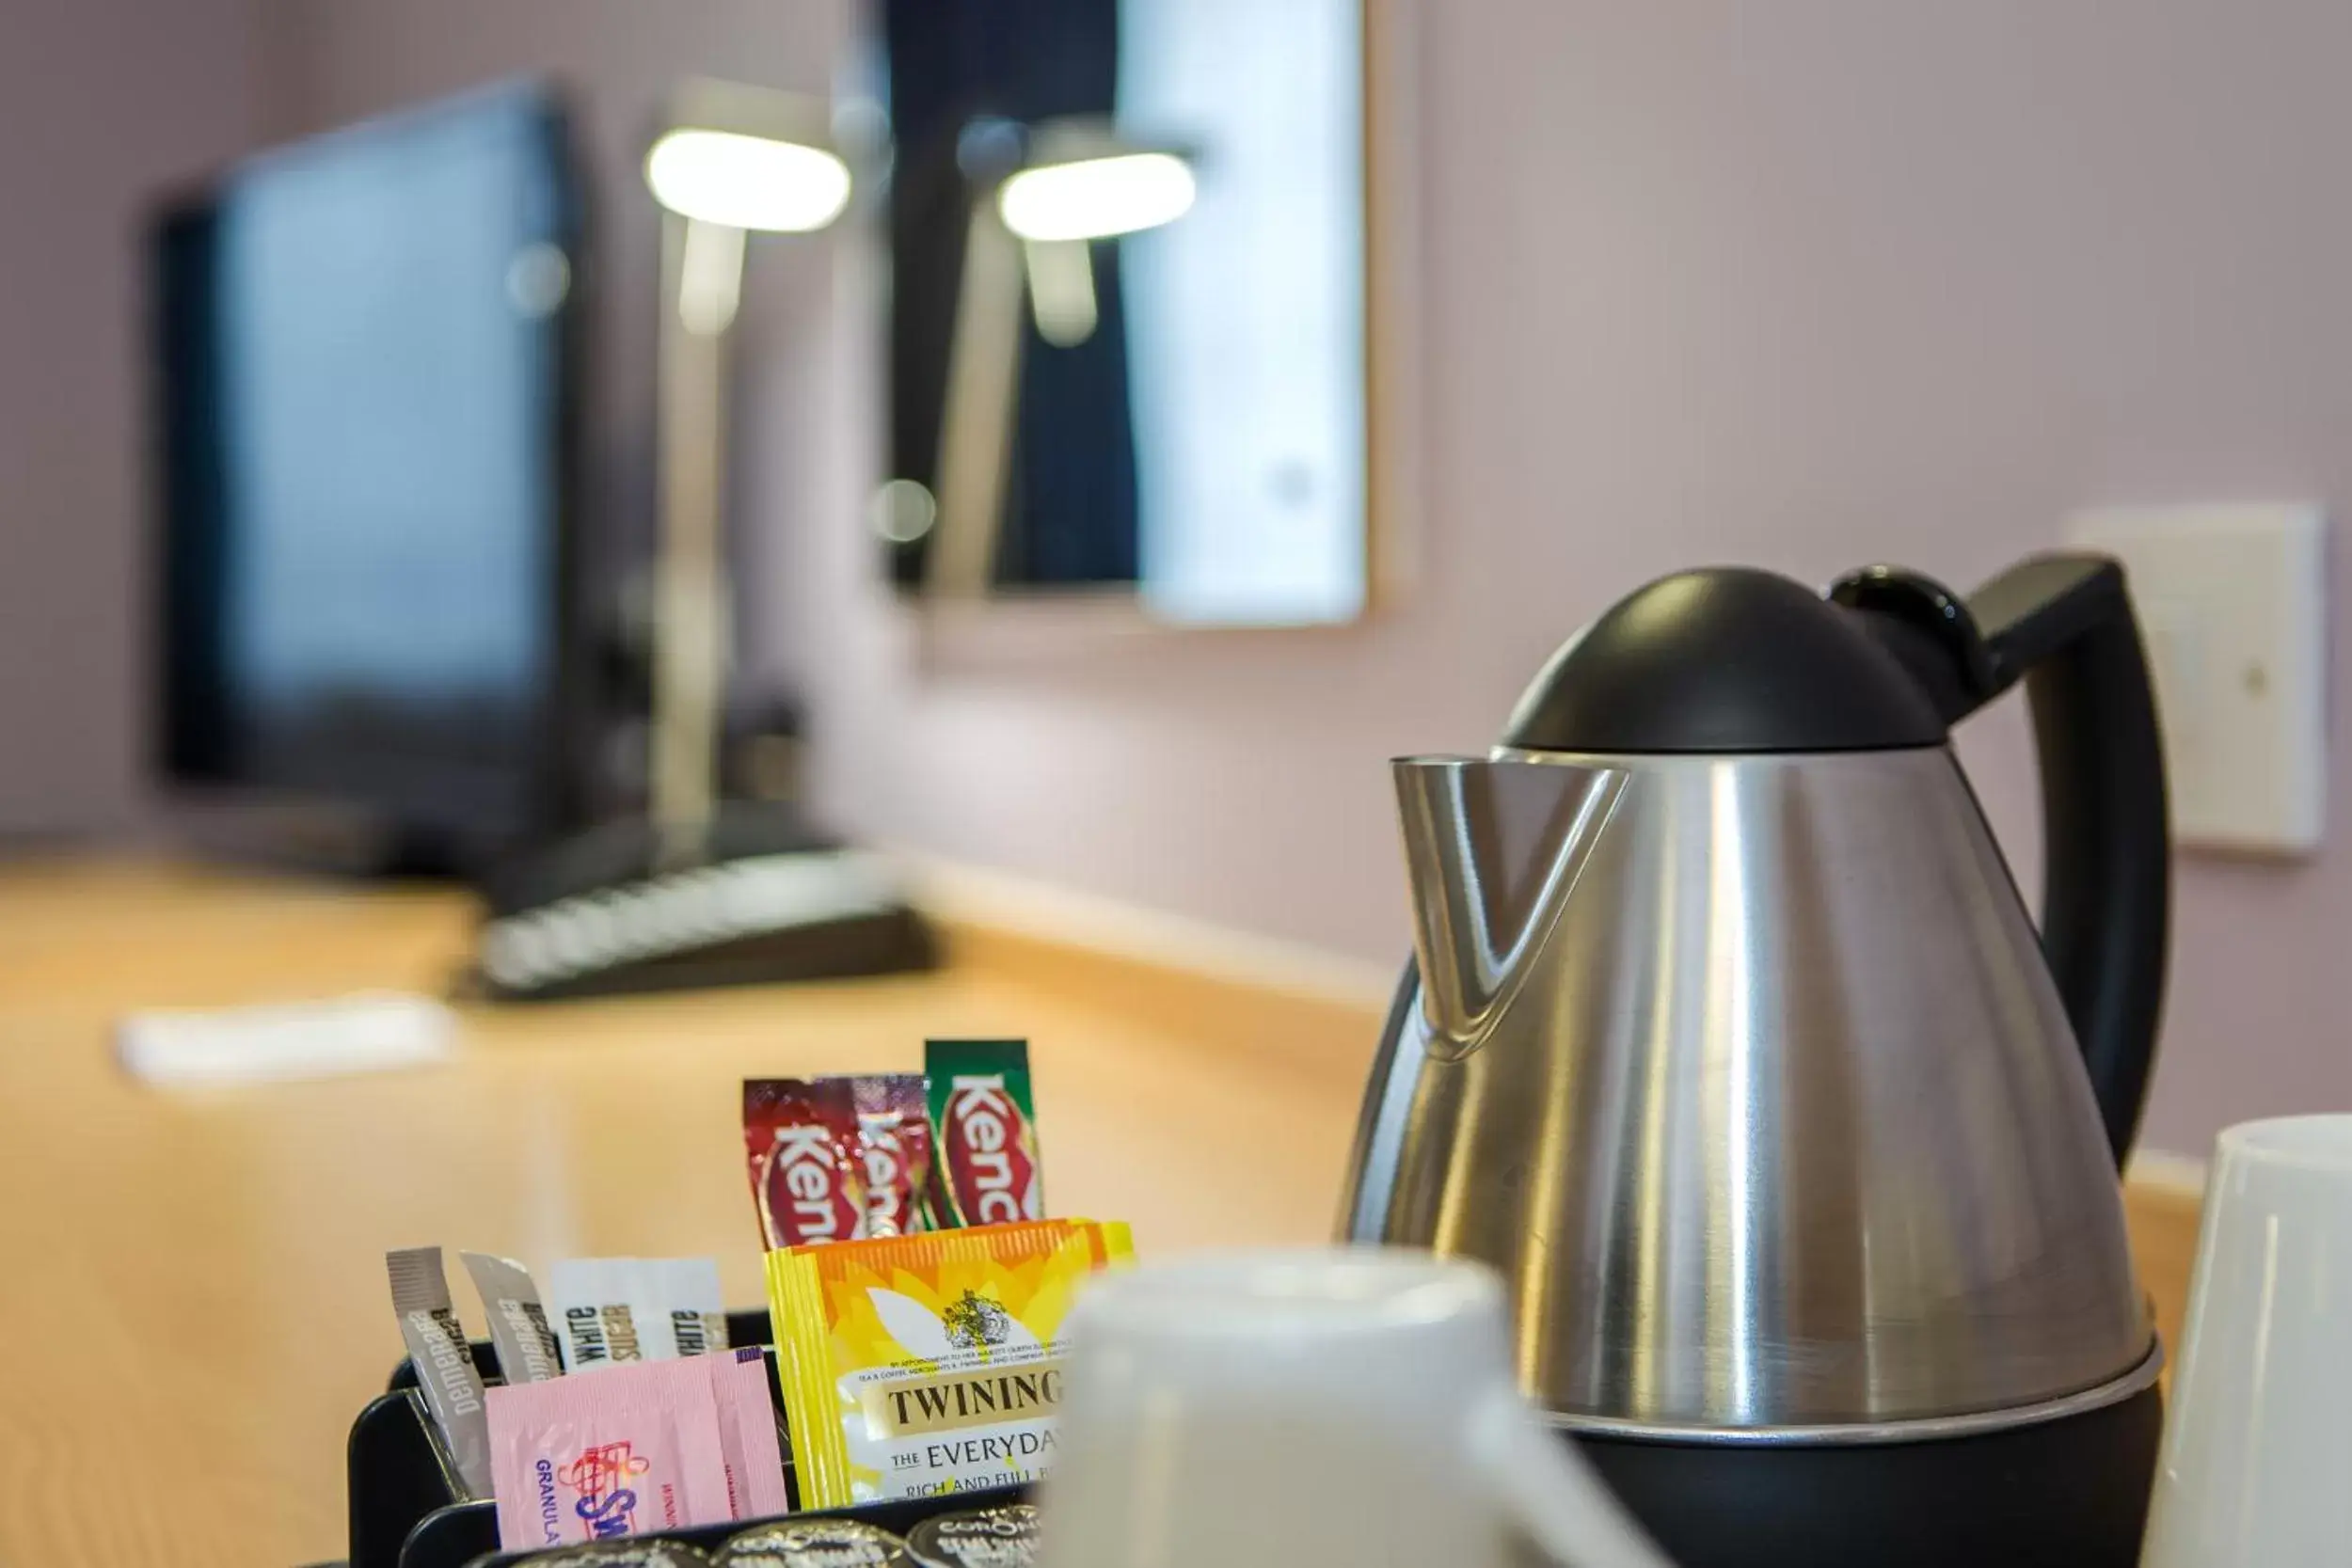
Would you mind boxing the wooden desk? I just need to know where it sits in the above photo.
[0,861,2200,1568]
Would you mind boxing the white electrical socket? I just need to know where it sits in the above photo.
[2064,503,2327,855]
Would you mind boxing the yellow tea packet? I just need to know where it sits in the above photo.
[768,1218,1134,1509]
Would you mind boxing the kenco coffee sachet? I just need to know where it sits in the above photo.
[926,1040,1044,1227]
[743,1078,868,1248]
[840,1072,932,1238]
[743,1045,1041,1245]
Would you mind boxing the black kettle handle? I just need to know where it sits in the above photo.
[1832,556,2169,1167]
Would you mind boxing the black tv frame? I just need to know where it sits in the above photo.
[146,79,596,879]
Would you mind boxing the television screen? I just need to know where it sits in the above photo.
[154,80,580,864]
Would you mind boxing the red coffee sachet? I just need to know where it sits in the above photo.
[743,1078,867,1248]
[829,1073,934,1238]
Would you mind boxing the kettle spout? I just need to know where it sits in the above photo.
[1393,755,1626,1048]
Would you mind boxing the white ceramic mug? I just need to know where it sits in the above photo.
[2142,1116,2352,1567]
[1038,1247,1676,1568]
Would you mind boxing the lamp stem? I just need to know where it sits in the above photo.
[651,214,744,869]
[930,204,1026,596]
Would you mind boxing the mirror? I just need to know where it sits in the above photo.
[872,0,1368,626]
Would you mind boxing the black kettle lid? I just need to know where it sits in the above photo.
[1502,566,1948,753]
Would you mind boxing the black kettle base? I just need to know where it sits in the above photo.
[1568,1384,2163,1568]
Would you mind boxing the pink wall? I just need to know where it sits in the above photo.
[789,1,2352,1158]
[13,1,2344,1155]
[0,0,263,833]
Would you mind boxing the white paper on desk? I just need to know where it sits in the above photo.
[115,991,458,1088]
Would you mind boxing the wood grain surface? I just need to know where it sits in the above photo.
[0,860,2201,1567]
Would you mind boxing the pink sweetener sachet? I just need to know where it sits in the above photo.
[485,1355,736,1548]
[708,1346,790,1521]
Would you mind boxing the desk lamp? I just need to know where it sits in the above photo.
[644,81,850,866]
[471,81,931,1001]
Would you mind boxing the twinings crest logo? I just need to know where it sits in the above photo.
[942,1290,1012,1350]
[765,1122,860,1243]
[942,1074,1039,1224]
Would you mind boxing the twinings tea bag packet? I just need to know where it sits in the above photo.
[829,1073,933,1238]
[768,1219,1134,1509]
[745,1078,868,1248]
[388,1245,494,1497]
[925,1041,1042,1227]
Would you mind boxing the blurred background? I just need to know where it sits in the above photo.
[8,0,2352,1157]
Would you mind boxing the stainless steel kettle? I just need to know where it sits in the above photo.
[1341,556,2169,1568]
